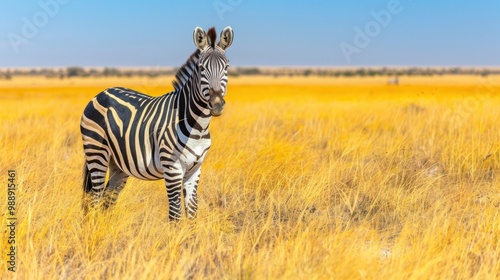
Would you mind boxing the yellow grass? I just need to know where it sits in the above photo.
[1,75,500,279]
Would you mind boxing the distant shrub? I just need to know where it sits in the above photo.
[342,71,354,77]
[67,67,86,78]
[238,68,261,75]
[481,70,490,77]
[228,70,240,77]
[103,67,121,77]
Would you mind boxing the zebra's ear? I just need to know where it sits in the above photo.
[218,26,234,50]
[193,26,208,50]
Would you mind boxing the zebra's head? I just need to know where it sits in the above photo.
[193,26,234,117]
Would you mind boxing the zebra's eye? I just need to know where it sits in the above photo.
[199,65,205,71]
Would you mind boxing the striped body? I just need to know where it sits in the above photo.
[81,26,233,220]
[82,86,211,180]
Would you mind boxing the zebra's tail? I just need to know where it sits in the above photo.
[83,163,92,193]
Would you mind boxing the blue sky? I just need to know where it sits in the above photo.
[1,0,499,67]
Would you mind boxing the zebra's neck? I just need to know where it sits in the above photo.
[171,50,211,134]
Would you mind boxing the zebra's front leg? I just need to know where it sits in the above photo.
[163,164,184,221]
[183,167,201,219]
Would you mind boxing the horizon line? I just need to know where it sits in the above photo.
[2,65,500,71]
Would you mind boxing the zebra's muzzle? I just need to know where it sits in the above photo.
[209,89,225,117]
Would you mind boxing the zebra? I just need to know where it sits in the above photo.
[387,76,399,85]
[80,26,234,220]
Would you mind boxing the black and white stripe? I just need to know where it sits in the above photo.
[81,26,233,220]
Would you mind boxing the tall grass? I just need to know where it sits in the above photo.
[1,75,499,279]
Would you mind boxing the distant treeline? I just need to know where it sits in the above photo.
[237,67,499,77]
[0,66,499,79]
[0,67,176,79]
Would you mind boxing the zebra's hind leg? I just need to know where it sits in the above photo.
[102,157,129,209]
[183,167,201,219]
[82,157,109,214]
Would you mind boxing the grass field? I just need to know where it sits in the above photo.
[1,75,500,279]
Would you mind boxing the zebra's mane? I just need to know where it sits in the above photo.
[172,49,201,92]
[207,27,216,48]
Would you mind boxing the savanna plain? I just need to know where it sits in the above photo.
[1,74,500,279]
